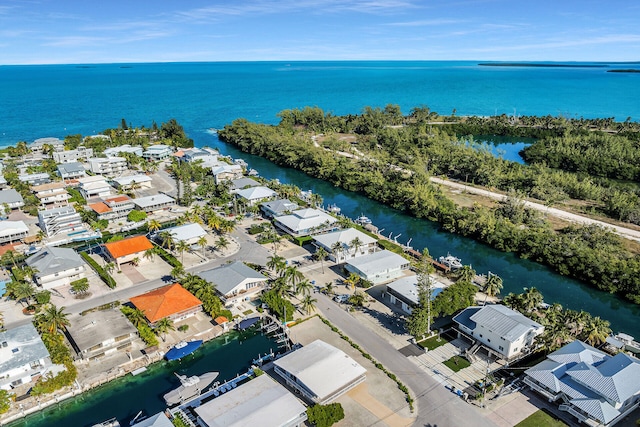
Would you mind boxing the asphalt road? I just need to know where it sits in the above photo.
[314,292,498,427]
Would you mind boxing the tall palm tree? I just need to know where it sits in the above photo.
[271,277,291,298]
[522,287,543,312]
[331,241,344,262]
[322,281,335,295]
[343,272,361,290]
[171,265,185,280]
[125,307,148,328]
[456,265,476,284]
[283,266,304,288]
[314,247,328,273]
[207,214,222,233]
[13,281,35,307]
[176,240,190,263]
[159,231,175,250]
[267,255,286,276]
[216,236,230,252]
[295,279,313,297]
[37,305,70,335]
[197,236,208,256]
[301,295,318,314]
[349,237,363,255]
[143,248,155,262]
[583,316,611,346]
[483,273,503,297]
[147,219,161,234]
[154,317,175,342]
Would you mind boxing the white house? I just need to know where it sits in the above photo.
[133,193,176,213]
[110,174,153,191]
[18,172,50,186]
[163,223,207,246]
[273,208,337,237]
[88,157,127,176]
[274,340,367,405]
[453,304,544,360]
[233,186,277,207]
[25,246,88,289]
[344,250,410,284]
[143,144,173,160]
[103,144,143,158]
[31,181,70,208]
[313,228,378,263]
[0,323,64,391]
[38,205,86,237]
[385,274,447,314]
[211,163,243,184]
[197,261,268,305]
[77,175,114,200]
[0,189,25,209]
[52,147,93,163]
[66,309,138,361]
[57,162,86,180]
[260,199,299,218]
[524,340,640,427]
[0,221,29,244]
[88,195,135,221]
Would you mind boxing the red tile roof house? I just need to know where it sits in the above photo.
[103,235,154,270]
[129,283,203,326]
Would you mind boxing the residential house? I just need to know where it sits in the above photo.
[29,137,64,153]
[129,283,202,325]
[142,144,173,161]
[88,195,135,221]
[103,145,143,158]
[273,208,337,237]
[211,163,243,184]
[260,199,299,218]
[110,174,153,191]
[38,205,85,237]
[103,235,154,270]
[18,172,50,186]
[25,245,87,289]
[194,374,307,427]
[344,250,410,284]
[524,340,640,427]
[88,157,127,176]
[313,228,378,263]
[133,194,176,213]
[77,175,115,200]
[57,162,86,180]
[0,189,25,209]
[163,223,207,246]
[130,412,173,427]
[0,323,64,391]
[0,175,7,190]
[274,340,367,405]
[52,147,93,163]
[384,274,448,315]
[66,309,138,361]
[197,261,268,305]
[233,186,277,207]
[229,177,261,191]
[0,221,29,245]
[453,304,544,360]
[31,181,70,208]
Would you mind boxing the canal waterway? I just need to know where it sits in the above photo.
[8,329,277,427]
[195,129,640,338]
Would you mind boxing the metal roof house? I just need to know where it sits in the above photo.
[453,304,544,360]
[313,228,378,263]
[233,186,277,207]
[0,221,29,245]
[260,199,299,218]
[229,177,260,191]
[344,250,411,284]
[142,144,173,161]
[133,193,176,213]
[25,245,87,289]
[110,174,153,190]
[194,374,307,427]
[163,223,207,246]
[130,412,173,427]
[18,172,51,186]
[274,339,367,405]
[0,189,25,209]
[273,208,337,237]
[103,144,143,158]
[385,274,447,315]
[66,309,138,361]
[197,261,268,305]
[57,161,87,180]
[524,340,640,426]
[0,323,64,391]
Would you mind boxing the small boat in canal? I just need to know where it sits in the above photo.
[355,214,372,225]
[328,204,341,214]
[165,340,203,361]
[438,253,463,271]
[237,317,260,331]
[163,371,219,406]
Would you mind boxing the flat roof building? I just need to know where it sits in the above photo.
[0,221,29,245]
[57,161,87,180]
[163,223,207,246]
[133,194,176,213]
[66,309,138,361]
[385,274,447,314]
[344,250,410,284]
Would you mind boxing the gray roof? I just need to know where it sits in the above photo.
[274,340,366,402]
[260,199,299,214]
[67,309,137,353]
[26,245,86,277]
[197,261,267,295]
[0,323,50,374]
[194,374,307,427]
[570,398,620,425]
[313,227,377,250]
[165,223,207,242]
[57,162,85,175]
[386,274,446,306]
[229,177,260,190]
[234,186,276,201]
[0,188,24,204]
[130,412,173,427]
[547,340,608,365]
[452,306,482,330]
[345,250,409,276]
[133,193,175,209]
[566,353,640,403]
[464,304,543,343]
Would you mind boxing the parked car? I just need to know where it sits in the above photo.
[333,294,349,303]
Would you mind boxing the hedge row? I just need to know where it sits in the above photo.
[80,252,116,288]
[152,246,181,268]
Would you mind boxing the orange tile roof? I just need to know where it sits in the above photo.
[105,195,131,203]
[88,202,112,214]
[130,283,202,323]
[214,316,229,325]
[0,243,18,257]
[104,235,153,259]
[173,150,185,157]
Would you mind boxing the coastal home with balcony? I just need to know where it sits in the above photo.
[57,162,86,180]
[197,261,268,306]
[103,144,143,158]
[25,245,87,289]
[273,208,337,237]
[31,181,70,208]
[453,304,544,360]
[384,274,447,315]
[524,340,640,427]
[142,144,173,161]
[88,195,135,221]
[103,235,154,270]
[260,199,299,218]
[88,157,127,177]
[111,174,153,191]
[29,137,64,153]
[133,193,176,213]
[233,186,277,207]
[0,323,65,391]
[130,283,202,326]
[274,340,367,405]
[211,163,243,184]
[229,177,260,191]
[313,228,378,263]
[18,172,50,186]
[0,221,29,245]
[0,189,25,210]
[52,146,93,163]
[77,175,115,200]
[195,374,308,427]
[38,205,85,237]
[344,250,411,285]
[163,223,207,246]
[66,309,138,361]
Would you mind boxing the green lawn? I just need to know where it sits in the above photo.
[516,410,567,427]
[417,335,450,350]
[442,355,471,372]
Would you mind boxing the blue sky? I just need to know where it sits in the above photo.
[1,0,639,64]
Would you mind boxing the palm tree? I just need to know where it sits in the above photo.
[131,257,141,267]
[348,291,366,307]
[37,305,70,335]
[314,247,328,273]
[207,214,222,233]
[456,265,476,284]
[522,287,543,312]
[267,255,286,276]
[215,236,230,252]
[154,317,175,342]
[125,307,148,328]
[349,237,363,255]
[13,281,35,307]
[176,240,190,263]
[296,279,313,297]
[583,316,611,346]
[159,231,175,250]
[483,273,503,297]
[21,265,38,282]
[197,236,208,257]
[301,295,318,314]
[105,262,116,275]
[147,219,161,234]
[322,281,335,295]
[71,278,90,295]
[171,265,185,279]
[343,272,361,290]
[283,266,304,288]
[271,277,292,298]
[143,248,155,262]
[331,241,344,262]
